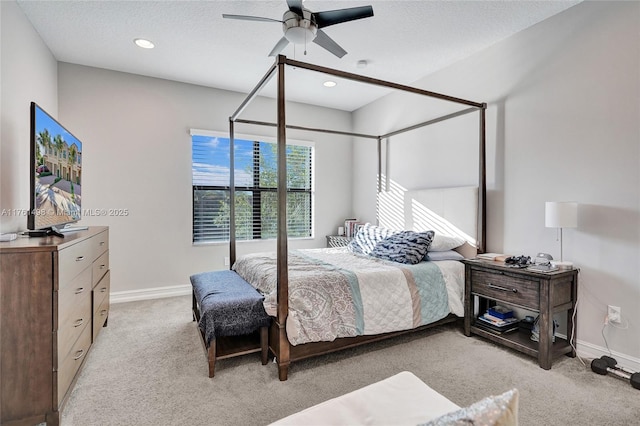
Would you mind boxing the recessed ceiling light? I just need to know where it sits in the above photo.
[134,38,155,49]
[323,81,337,88]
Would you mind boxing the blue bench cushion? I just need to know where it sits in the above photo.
[190,270,271,346]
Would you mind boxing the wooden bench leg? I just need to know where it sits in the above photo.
[208,338,216,378]
[260,326,269,365]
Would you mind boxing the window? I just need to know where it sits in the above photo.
[191,131,313,243]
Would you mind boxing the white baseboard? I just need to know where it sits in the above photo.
[576,338,640,372]
[553,332,640,371]
[111,284,191,304]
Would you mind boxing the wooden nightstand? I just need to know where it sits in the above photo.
[326,235,352,248]
[462,259,578,370]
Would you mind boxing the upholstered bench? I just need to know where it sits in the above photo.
[190,270,271,377]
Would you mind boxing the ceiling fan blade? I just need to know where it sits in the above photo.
[313,29,347,58]
[286,0,304,16]
[313,6,374,28]
[269,37,290,57]
[222,14,282,23]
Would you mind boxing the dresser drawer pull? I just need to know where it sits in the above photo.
[99,264,106,269]
[488,283,518,293]
[99,241,105,246]
[75,256,85,262]
[100,287,107,293]
[73,349,85,360]
[75,287,85,294]
[100,309,108,316]
[73,318,85,327]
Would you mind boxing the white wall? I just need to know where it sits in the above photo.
[352,1,640,366]
[0,1,58,233]
[57,63,353,296]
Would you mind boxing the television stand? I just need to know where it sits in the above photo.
[25,228,65,238]
[58,225,89,233]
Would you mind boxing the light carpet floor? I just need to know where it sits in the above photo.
[62,296,639,425]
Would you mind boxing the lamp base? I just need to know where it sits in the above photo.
[552,260,574,270]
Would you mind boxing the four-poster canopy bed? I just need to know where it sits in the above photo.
[227,55,487,381]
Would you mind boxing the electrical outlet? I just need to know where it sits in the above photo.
[224,257,230,266]
[608,305,621,324]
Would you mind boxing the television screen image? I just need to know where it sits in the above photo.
[29,102,82,231]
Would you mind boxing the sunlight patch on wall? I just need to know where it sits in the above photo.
[375,174,477,246]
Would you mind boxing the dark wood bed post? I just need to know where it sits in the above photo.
[478,104,487,254]
[229,119,236,267]
[275,55,291,381]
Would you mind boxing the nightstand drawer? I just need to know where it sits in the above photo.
[471,270,539,309]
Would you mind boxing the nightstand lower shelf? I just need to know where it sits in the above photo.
[470,325,573,361]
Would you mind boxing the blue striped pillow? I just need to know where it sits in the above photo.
[370,230,435,264]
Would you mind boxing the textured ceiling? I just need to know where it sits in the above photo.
[17,0,581,111]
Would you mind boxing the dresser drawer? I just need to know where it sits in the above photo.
[58,238,93,287]
[93,270,110,341]
[57,322,92,406]
[91,230,109,261]
[92,250,109,287]
[471,269,540,310]
[58,267,92,326]
[93,293,110,341]
[57,290,92,362]
[93,270,110,310]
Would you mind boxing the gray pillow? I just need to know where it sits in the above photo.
[370,230,435,265]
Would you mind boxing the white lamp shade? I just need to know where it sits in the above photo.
[545,202,578,228]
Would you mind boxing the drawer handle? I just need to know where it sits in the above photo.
[100,309,108,316]
[488,283,518,293]
[99,241,105,246]
[100,287,107,293]
[73,318,85,327]
[76,256,85,262]
[73,349,85,360]
[99,264,106,269]
[75,287,85,294]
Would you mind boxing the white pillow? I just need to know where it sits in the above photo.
[426,250,464,261]
[422,388,519,426]
[430,234,466,251]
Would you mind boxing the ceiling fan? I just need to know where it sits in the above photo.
[222,0,374,58]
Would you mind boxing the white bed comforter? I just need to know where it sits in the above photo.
[233,247,465,345]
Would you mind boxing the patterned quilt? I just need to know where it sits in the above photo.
[232,247,464,346]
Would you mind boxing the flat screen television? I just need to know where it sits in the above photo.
[28,102,82,235]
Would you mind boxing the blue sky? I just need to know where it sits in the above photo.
[35,104,82,151]
[192,135,253,186]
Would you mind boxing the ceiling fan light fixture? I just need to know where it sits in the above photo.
[323,81,337,87]
[134,38,155,49]
[282,9,317,45]
[284,26,316,44]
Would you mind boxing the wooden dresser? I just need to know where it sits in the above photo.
[0,226,110,425]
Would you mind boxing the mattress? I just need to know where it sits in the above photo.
[233,247,465,345]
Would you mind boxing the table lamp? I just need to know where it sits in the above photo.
[545,201,577,269]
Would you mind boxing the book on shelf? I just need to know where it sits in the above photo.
[477,314,519,328]
[343,219,363,238]
[476,253,511,262]
[487,305,514,320]
[475,320,519,335]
